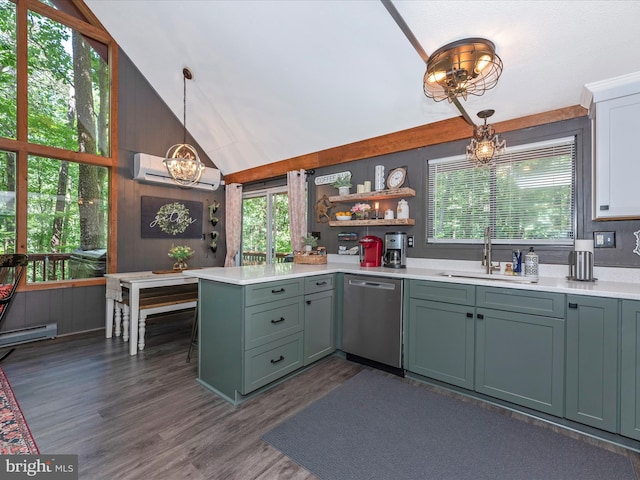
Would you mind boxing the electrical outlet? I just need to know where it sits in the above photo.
[407,235,414,248]
[594,231,615,248]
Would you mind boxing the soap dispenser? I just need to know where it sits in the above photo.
[524,247,539,281]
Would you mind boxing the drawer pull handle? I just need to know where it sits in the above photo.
[466,312,473,318]
[271,355,285,364]
[306,300,311,305]
[271,288,286,294]
[271,317,285,324]
[316,281,327,286]
[568,303,578,309]
[477,314,484,320]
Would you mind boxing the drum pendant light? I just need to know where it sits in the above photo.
[423,38,503,103]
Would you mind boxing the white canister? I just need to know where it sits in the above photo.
[363,181,371,192]
[375,165,385,191]
[397,199,409,219]
[384,209,394,220]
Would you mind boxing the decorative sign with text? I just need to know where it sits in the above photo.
[141,196,202,239]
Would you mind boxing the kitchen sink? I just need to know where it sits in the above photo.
[439,271,537,283]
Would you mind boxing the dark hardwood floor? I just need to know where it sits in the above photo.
[2,317,362,479]
[3,317,640,479]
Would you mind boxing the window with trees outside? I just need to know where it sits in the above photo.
[0,0,116,285]
[427,137,575,245]
[242,187,292,265]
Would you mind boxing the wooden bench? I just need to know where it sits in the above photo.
[115,284,198,355]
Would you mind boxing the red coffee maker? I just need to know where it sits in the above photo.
[359,235,383,267]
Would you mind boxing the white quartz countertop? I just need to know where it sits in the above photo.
[183,260,640,301]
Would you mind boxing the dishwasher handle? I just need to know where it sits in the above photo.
[347,279,396,290]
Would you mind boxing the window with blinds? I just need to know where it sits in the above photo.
[427,136,575,244]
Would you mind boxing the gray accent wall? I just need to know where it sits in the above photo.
[309,116,640,268]
[117,51,225,273]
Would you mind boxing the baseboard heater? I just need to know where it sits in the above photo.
[0,323,57,347]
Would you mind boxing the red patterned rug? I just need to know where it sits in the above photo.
[0,368,38,454]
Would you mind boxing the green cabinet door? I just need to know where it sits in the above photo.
[566,295,618,433]
[304,289,335,365]
[475,308,565,416]
[621,300,640,440]
[407,298,475,389]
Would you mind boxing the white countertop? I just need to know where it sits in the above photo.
[183,257,640,301]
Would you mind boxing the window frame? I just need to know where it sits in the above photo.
[0,0,118,290]
[426,136,576,246]
[241,185,292,265]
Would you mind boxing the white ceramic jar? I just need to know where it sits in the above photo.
[397,199,409,219]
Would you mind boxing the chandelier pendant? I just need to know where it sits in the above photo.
[164,67,205,187]
[466,109,506,166]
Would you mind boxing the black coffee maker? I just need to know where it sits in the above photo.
[383,232,407,268]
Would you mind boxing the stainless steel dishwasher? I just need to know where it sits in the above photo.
[342,274,403,372]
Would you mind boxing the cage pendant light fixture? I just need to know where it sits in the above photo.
[466,109,506,166]
[423,38,503,103]
[164,67,205,187]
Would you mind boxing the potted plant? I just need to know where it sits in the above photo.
[350,202,372,219]
[300,233,318,252]
[332,174,352,196]
[168,245,194,270]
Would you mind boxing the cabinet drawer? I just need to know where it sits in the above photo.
[245,298,303,350]
[243,332,304,394]
[305,274,334,294]
[476,286,565,318]
[245,279,303,306]
[409,280,475,306]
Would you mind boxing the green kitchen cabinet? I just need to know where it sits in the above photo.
[198,275,336,404]
[621,300,640,440]
[566,295,618,433]
[198,278,305,404]
[304,275,335,366]
[475,287,565,417]
[407,297,475,389]
[406,282,565,416]
[406,280,476,389]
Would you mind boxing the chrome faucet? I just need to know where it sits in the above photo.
[482,226,500,274]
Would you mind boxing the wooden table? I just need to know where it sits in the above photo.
[105,271,198,355]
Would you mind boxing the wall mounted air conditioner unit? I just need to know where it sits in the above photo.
[133,153,222,191]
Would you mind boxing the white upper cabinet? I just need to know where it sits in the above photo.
[581,72,640,220]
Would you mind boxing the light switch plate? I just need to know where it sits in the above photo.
[594,231,615,248]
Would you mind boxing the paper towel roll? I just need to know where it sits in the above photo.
[574,239,594,254]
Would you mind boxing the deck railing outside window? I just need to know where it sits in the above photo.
[242,252,289,266]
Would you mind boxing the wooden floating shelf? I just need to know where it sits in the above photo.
[328,187,415,203]
[329,218,415,227]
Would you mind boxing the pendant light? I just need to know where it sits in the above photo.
[466,109,506,166]
[163,67,205,187]
[423,38,503,103]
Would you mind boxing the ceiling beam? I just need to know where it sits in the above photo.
[223,105,587,185]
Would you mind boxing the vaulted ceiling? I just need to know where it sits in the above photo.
[84,0,640,178]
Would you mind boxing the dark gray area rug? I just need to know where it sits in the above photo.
[262,369,635,480]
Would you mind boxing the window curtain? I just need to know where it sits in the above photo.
[287,169,307,252]
[224,183,243,267]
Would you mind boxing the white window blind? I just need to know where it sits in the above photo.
[427,137,575,244]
